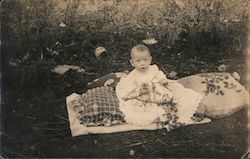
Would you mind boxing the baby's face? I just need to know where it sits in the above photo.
[130,50,152,73]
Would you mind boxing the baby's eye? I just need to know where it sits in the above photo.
[135,59,140,62]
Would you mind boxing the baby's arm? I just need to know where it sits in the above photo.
[122,88,140,101]
[116,77,140,101]
[155,68,176,85]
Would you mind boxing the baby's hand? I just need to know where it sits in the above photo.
[139,83,150,95]
[122,87,140,101]
[122,96,129,101]
[159,79,169,86]
[138,82,148,87]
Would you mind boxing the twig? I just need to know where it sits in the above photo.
[117,141,147,150]
[32,127,67,131]
[33,121,66,126]
[5,134,70,144]
[142,144,150,152]
[3,149,27,158]
[156,138,169,147]
[51,113,68,121]
[138,134,152,152]
[150,149,162,154]
[201,142,236,148]
[85,72,97,75]
[14,112,36,120]
[166,139,198,144]
[126,94,165,105]
[135,98,163,105]
[150,133,168,146]
[124,91,150,101]
[241,149,250,159]
[25,115,36,120]
[151,133,197,147]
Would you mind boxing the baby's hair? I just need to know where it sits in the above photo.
[130,44,151,58]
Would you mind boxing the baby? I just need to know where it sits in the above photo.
[116,44,204,127]
[116,44,175,126]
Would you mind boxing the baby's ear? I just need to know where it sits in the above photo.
[130,59,134,67]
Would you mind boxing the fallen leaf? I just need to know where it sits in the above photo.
[55,41,60,45]
[129,149,135,156]
[168,71,178,79]
[52,51,59,56]
[217,64,227,72]
[95,46,106,57]
[142,38,158,45]
[104,79,115,86]
[22,53,30,61]
[232,19,240,22]
[175,0,185,9]
[52,65,85,75]
[115,72,128,78]
[232,72,240,81]
[59,22,66,28]
[9,58,20,66]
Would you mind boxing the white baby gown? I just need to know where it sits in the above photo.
[116,65,203,126]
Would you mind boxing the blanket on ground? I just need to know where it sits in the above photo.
[66,72,249,136]
[66,92,211,137]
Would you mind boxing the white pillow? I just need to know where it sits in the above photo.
[177,73,249,118]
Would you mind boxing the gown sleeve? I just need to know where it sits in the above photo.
[152,65,176,84]
[116,73,138,101]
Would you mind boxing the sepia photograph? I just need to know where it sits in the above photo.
[1,0,249,158]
